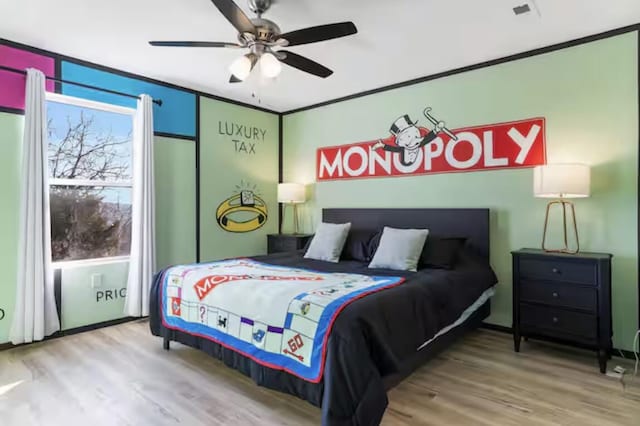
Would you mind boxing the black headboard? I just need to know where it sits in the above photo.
[322,208,490,261]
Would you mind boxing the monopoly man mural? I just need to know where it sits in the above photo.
[372,108,454,166]
[316,106,546,180]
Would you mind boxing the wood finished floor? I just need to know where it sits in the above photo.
[0,320,638,426]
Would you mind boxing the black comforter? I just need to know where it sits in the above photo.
[149,250,496,425]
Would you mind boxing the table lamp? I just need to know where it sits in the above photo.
[533,164,590,254]
[277,183,306,234]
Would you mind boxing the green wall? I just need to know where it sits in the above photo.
[60,260,130,330]
[199,97,280,261]
[282,33,639,351]
[0,112,22,342]
[155,136,197,269]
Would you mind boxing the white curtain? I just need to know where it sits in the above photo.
[124,94,156,317]
[10,68,60,344]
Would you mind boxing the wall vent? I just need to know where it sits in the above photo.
[513,4,531,15]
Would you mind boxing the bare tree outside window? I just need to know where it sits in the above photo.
[47,96,134,262]
[48,110,131,181]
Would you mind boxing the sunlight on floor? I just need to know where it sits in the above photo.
[0,380,24,396]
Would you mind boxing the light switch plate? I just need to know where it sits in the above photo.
[91,273,103,288]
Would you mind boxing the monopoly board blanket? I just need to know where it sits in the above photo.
[161,258,404,382]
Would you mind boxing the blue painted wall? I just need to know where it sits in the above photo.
[61,61,196,137]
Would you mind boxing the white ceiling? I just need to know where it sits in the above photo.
[1,0,639,112]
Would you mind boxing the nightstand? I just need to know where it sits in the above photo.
[267,234,312,254]
[512,248,613,373]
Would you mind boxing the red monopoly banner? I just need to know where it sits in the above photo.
[316,114,546,181]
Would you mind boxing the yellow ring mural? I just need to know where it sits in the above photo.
[216,190,268,233]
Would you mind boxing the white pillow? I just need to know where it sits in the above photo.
[368,227,429,271]
[304,222,351,262]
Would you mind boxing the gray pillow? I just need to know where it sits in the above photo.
[304,222,352,262]
[368,227,429,271]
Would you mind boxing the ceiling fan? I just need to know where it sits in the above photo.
[149,0,357,82]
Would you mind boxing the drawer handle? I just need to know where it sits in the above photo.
[552,292,559,298]
[552,268,560,274]
[552,317,559,324]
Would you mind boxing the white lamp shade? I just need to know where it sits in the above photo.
[260,52,282,79]
[278,183,305,203]
[229,55,252,81]
[533,164,590,198]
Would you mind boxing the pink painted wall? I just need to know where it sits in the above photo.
[0,45,55,110]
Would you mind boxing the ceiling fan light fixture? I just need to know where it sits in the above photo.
[260,52,282,78]
[149,1,358,82]
[229,55,253,80]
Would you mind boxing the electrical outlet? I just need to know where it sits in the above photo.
[91,273,103,288]
[613,366,626,375]
[606,366,626,384]
[606,370,623,379]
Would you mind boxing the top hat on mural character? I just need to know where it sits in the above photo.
[390,115,423,149]
[372,114,446,152]
[390,115,417,135]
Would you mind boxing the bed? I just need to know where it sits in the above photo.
[149,208,497,425]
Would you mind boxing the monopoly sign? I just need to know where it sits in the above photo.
[316,110,546,181]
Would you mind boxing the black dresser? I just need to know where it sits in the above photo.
[267,234,312,254]
[511,249,613,373]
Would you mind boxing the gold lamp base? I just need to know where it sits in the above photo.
[542,199,580,254]
[282,203,301,234]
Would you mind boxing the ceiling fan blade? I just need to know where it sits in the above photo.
[229,53,258,83]
[278,51,333,78]
[210,0,256,35]
[149,41,241,48]
[279,22,357,47]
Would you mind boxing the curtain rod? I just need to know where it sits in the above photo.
[0,65,163,106]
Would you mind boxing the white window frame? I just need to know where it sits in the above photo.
[46,92,136,267]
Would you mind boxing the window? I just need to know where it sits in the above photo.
[46,93,135,263]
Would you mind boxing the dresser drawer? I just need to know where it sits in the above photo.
[520,303,597,342]
[519,257,597,285]
[520,280,597,312]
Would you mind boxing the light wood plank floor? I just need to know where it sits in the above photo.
[0,320,638,425]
